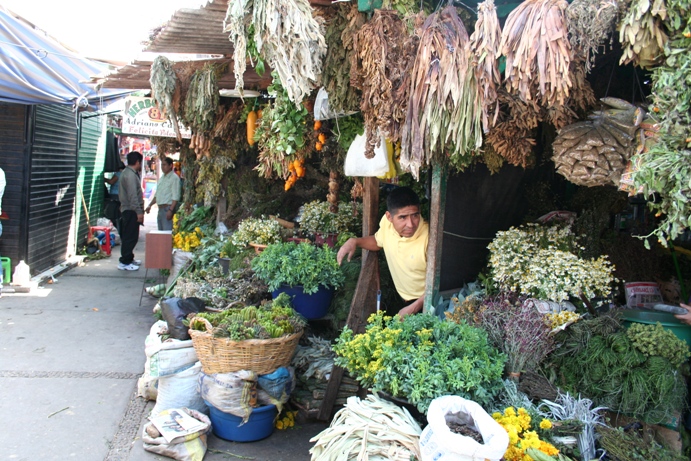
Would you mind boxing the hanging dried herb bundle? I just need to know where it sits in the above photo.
[401,6,482,179]
[567,58,597,113]
[500,0,572,106]
[565,0,619,70]
[223,0,252,95]
[183,64,220,133]
[321,4,365,114]
[351,9,420,158]
[150,56,182,143]
[618,0,668,68]
[253,0,327,104]
[469,0,502,133]
[484,89,538,168]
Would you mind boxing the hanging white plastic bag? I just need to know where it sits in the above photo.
[314,87,358,121]
[344,130,389,177]
[419,396,509,461]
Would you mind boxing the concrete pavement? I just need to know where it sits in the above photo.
[0,211,327,461]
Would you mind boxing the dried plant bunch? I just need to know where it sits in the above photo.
[223,0,252,95]
[351,9,420,158]
[401,5,482,178]
[470,0,503,133]
[618,0,668,68]
[484,88,538,168]
[253,0,327,104]
[500,0,573,107]
[150,56,182,142]
[566,0,620,70]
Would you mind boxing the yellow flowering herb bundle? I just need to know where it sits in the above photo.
[333,312,506,412]
[230,216,282,247]
[488,223,616,303]
[173,226,203,252]
[492,406,559,461]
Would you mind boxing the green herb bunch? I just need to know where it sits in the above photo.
[299,200,363,236]
[230,216,282,247]
[333,312,507,413]
[627,322,691,368]
[189,293,305,340]
[251,242,345,294]
[176,205,214,234]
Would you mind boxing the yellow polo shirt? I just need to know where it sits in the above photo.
[374,215,428,301]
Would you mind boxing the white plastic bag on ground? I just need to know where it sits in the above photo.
[198,370,257,422]
[152,362,208,417]
[167,250,194,286]
[419,396,509,461]
[145,321,198,378]
[142,407,210,461]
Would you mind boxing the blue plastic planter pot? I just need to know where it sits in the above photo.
[272,284,335,320]
[206,402,277,442]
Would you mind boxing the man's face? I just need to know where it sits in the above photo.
[161,161,173,174]
[386,205,421,238]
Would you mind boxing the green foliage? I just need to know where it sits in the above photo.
[627,322,691,368]
[251,242,345,294]
[189,296,306,340]
[299,200,363,236]
[331,113,364,151]
[177,205,214,233]
[333,312,507,413]
[182,63,220,132]
[230,216,282,247]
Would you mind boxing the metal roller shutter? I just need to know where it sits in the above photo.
[75,114,106,246]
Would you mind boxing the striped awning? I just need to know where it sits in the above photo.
[0,8,131,108]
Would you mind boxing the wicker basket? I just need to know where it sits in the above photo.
[189,317,302,375]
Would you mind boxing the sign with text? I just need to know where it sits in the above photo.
[121,96,191,139]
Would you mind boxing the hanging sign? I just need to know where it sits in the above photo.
[121,96,191,139]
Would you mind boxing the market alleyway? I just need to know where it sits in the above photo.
[0,211,326,461]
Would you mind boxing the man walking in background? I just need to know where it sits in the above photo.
[118,151,144,271]
[145,156,180,231]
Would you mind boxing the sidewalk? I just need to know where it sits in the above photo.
[0,211,327,461]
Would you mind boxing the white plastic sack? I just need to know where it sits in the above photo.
[419,396,509,461]
[152,362,208,417]
[344,130,389,177]
[142,408,211,461]
[314,87,358,121]
[145,321,198,378]
[198,370,257,422]
[138,355,159,401]
[167,250,194,287]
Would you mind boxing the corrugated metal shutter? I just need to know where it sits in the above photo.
[75,114,106,246]
[0,103,31,273]
[27,105,78,274]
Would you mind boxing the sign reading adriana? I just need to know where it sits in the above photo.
[122,96,191,139]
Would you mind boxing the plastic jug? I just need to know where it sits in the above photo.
[12,260,31,286]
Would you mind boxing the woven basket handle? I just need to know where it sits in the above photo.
[192,316,213,333]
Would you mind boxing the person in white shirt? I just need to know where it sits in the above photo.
[146,157,181,231]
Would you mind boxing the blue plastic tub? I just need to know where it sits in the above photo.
[272,285,334,320]
[207,403,277,442]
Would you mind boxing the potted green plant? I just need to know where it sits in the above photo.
[251,242,345,319]
[298,201,362,247]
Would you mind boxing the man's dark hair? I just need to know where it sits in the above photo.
[162,156,173,166]
[387,186,420,215]
[126,151,143,166]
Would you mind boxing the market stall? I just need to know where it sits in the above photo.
[90,0,691,459]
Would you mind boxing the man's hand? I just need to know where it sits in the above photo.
[166,209,173,220]
[337,238,357,265]
[398,297,424,318]
[145,205,151,214]
[674,303,691,325]
[137,214,144,224]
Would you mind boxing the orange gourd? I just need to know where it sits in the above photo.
[247,110,258,145]
[314,120,322,130]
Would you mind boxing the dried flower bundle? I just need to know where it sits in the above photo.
[470,0,503,133]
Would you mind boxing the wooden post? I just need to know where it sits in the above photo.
[423,164,448,313]
[318,177,380,421]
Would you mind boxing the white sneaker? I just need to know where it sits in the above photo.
[118,262,140,271]
[132,259,142,266]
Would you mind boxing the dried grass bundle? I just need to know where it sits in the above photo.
[223,0,252,95]
[351,10,420,158]
[150,56,182,143]
[253,0,327,104]
[486,121,537,168]
[566,0,619,70]
[401,6,482,178]
[500,0,572,106]
[469,0,502,133]
[618,0,668,68]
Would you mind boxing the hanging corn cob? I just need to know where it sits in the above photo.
[401,6,482,179]
[618,0,668,68]
[149,56,182,143]
[253,0,326,105]
[351,10,420,159]
[500,0,572,107]
[469,0,503,133]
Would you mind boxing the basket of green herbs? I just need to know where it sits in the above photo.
[188,294,306,374]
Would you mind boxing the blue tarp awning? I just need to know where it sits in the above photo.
[0,8,131,108]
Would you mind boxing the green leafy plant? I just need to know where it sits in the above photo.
[627,322,691,368]
[333,311,506,412]
[299,200,362,236]
[251,242,345,294]
[230,216,282,247]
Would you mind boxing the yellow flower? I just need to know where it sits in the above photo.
[539,419,552,430]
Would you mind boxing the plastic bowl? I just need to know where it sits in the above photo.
[206,403,277,442]
[620,309,691,348]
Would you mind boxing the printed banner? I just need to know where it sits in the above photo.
[122,96,191,139]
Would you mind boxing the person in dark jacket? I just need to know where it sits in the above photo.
[118,151,144,271]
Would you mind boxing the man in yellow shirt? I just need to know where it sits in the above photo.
[337,186,429,316]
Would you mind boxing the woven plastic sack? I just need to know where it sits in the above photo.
[142,408,210,461]
[198,370,257,423]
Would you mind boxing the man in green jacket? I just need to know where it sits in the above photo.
[118,151,144,271]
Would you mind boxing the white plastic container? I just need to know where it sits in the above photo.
[12,260,31,286]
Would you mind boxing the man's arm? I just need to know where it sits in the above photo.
[336,235,381,265]
[674,303,691,325]
[399,296,424,317]
[146,196,157,213]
